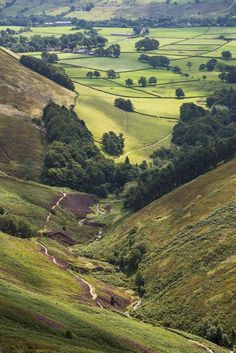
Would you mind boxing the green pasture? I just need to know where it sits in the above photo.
[59,53,146,71]
[23,26,236,162]
[74,83,175,163]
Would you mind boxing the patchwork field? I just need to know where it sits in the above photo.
[15,25,236,162]
[57,26,236,162]
[1,24,234,165]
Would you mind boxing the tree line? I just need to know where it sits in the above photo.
[1,13,236,29]
[20,55,75,91]
[124,88,236,210]
[0,28,108,53]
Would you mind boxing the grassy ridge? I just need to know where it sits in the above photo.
[82,159,236,333]
[0,0,232,18]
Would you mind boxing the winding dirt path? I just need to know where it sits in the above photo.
[45,191,67,228]
[37,241,103,307]
[116,132,172,161]
[189,340,214,353]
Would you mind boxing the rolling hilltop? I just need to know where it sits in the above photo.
[0,0,235,19]
[0,48,75,180]
[84,159,236,335]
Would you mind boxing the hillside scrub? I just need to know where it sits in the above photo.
[0,214,35,238]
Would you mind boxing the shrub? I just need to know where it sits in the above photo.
[65,330,73,339]
[0,214,35,238]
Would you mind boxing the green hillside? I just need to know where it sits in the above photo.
[0,49,75,180]
[0,0,235,18]
[82,159,236,335]
[0,228,228,353]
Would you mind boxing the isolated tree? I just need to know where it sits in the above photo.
[175,88,185,98]
[135,271,145,288]
[199,63,206,71]
[114,98,134,112]
[173,65,181,74]
[148,76,157,85]
[186,61,193,71]
[93,70,100,78]
[110,296,116,306]
[102,131,125,156]
[138,76,147,87]
[107,69,117,79]
[222,50,232,60]
[65,330,73,339]
[112,43,121,58]
[86,71,94,78]
[206,58,217,71]
[125,78,134,87]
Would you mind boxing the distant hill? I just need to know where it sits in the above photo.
[84,159,236,335]
[1,0,236,19]
[0,48,75,180]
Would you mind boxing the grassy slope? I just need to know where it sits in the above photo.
[0,49,75,180]
[83,159,236,333]
[0,172,101,242]
[0,230,227,353]
[1,0,233,18]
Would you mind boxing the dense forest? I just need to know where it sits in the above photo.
[124,88,236,209]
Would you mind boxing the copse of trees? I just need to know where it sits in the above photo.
[221,50,232,60]
[20,55,75,91]
[114,98,134,112]
[218,64,236,84]
[124,89,236,210]
[138,54,170,68]
[102,131,125,156]
[86,70,101,78]
[135,37,159,52]
[94,43,120,58]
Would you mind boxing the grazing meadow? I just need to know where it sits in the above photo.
[17,25,236,162]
